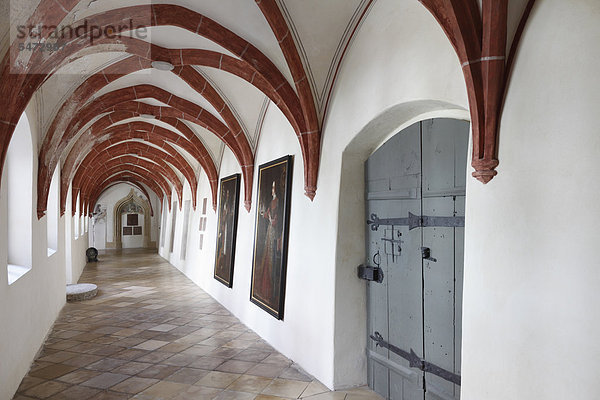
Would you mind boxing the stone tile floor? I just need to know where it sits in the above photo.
[12,249,382,400]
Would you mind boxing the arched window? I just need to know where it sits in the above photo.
[74,193,80,239]
[160,199,167,247]
[169,201,177,253]
[180,200,191,260]
[6,112,33,284]
[47,166,59,256]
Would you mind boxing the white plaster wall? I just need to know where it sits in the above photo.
[91,219,107,250]
[0,109,87,399]
[460,1,600,399]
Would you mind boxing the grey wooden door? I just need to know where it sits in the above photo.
[365,119,468,400]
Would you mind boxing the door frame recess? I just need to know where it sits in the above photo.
[331,101,470,390]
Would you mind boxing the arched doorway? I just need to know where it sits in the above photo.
[110,189,155,249]
[364,119,468,399]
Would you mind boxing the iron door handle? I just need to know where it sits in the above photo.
[421,247,437,262]
[373,250,381,267]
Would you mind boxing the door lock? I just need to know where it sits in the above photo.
[421,247,437,262]
[357,264,384,283]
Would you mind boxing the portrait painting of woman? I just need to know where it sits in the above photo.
[250,155,293,319]
[214,174,241,287]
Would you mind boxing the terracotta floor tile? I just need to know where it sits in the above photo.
[89,345,123,357]
[215,360,257,374]
[227,374,273,393]
[233,349,272,363]
[15,376,46,393]
[135,381,191,397]
[110,377,159,394]
[157,342,193,353]
[134,351,174,364]
[87,390,131,400]
[110,349,149,361]
[301,392,346,400]
[196,371,241,389]
[180,344,215,357]
[132,340,169,351]
[148,324,177,332]
[279,366,312,382]
[262,354,292,367]
[46,385,101,400]
[161,353,198,367]
[246,363,287,379]
[212,390,257,400]
[85,358,129,372]
[23,381,71,398]
[261,378,310,398]
[110,337,147,348]
[135,364,181,380]
[45,340,81,351]
[164,367,209,384]
[37,352,79,364]
[29,364,79,380]
[80,373,130,389]
[111,361,153,376]
[56,369,102,385]
[208,347,242,359]
[61,354,104,368]
[300,380,330,398]
[187,356,226,370]
[112,328,142,337]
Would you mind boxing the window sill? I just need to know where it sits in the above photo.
[7,264,32,285]
[47,248,57,257]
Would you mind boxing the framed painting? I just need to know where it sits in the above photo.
[250,155,293,319]
[127,214,138,226]
[214,173,241,288]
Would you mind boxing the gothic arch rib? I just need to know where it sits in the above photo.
[418,0,536,183]
[59,117,218,217]
[73,141,195,212]
[1,1,325,216]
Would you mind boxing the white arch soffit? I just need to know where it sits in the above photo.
[344,100,470,159]
[97,182,153,209]
[6,111,34,285]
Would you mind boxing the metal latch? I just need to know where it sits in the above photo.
[357,264,384,283]
[421,247,437,262]
[370,332,461,385]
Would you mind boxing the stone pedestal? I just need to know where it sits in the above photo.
[66,284,98,302]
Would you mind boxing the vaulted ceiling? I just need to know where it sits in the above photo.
[0,0,536,219]
[0,0,372,218]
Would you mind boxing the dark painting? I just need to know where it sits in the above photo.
[214,174,241,288]
[127,214,138,226]
[250,155,293,319]
[123,227,133,236]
